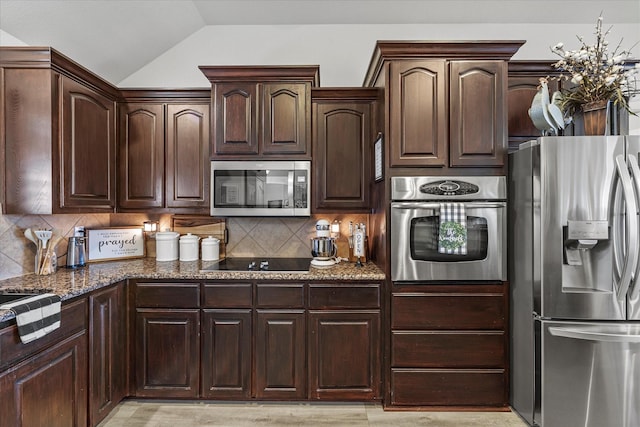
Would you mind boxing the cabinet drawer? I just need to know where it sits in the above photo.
[390,369,506,406]
[203,283,252,308]
[0,298,87,370]
[309,284,380,309]
[391,331,505,368]
[392,293,504,329]
[256,284,304,308]
[135,282,200,308]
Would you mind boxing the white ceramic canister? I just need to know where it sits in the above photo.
[179,233,200,261]
[201,236,220,261]
[155,231,180,261]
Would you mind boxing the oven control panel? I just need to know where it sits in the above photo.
[419,180,479,196]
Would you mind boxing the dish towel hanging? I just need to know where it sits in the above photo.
[438,203,468,255]
[0,293,61,344]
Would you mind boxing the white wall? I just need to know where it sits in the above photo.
[0,29,27,45]
[118,23,640,88]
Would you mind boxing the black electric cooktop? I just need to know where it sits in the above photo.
[200,257,312,273]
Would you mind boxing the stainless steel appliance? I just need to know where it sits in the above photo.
[509,136,640,427]
[210,160,310,216]
[390,176,507,282]
[65,236,86,268]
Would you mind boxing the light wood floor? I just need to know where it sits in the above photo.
[98,400,529,427]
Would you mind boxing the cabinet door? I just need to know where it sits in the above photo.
[261,82,310,155]
[389,60,447,167]
[201,309,252,399]
[60,75,116,210]
[0,332,88,427]
[449,60,506,167]
[118,103,165,209]
[89,283,126,426]
[135,309,200,398]
[308,311,380,400]
[166,104,210,209]
[255,310,306,399]
[213,82,259,155]
[313,101,371,211]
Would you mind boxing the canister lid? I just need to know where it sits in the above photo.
[202,236,220,245]
[155,231,179,240]
[180,232,200,242]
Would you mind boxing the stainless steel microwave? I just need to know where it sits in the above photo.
[210,160,311,216]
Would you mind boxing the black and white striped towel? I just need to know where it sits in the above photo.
[438,203,467,255]
[0,293,61,344]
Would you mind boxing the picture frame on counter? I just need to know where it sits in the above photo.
[86,226,145,262]
[374,132,384,182]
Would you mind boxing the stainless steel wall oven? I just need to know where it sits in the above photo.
[390,176,507,282]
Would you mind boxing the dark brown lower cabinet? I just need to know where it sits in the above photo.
[135,308,200,398]
[201,309,252,399]
[389,284,508,408]
[89,282,126,426]
[255,310,306,399]
[309,311,380,400]
[0,331,88,427]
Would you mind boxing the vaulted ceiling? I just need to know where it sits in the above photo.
[1,0,638,84]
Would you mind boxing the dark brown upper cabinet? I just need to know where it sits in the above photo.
[1,47,119,214]
[118,90,210,213]
[200,66,319,159]
[363,41,524,173]
[312,88,381,212]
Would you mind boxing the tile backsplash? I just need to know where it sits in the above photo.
[0,211,368,281]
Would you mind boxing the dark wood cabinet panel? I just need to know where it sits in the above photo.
[256,283,305,308]
[391,293,505,330]
[212,82,259,155]
[118,103,165,209]
[449,61,506,167]
[134,309,200,398]
[389,60,447,167]
[312,88,380,211]
[203,283,253,308]
[389,284,508,408]
[201,309,252,399]
[117,92,210,213]
[89,283,126,426]
[61,75,116,210]
[255,310,306,399]
[0,331,88,427]
[309,311,380,400]
[261,82,309,155]
[201,66,319,159]
[391,330,505,368]
[390,369,506,406]
[166,103,210,208]
[135,282,200,308]
[309,283,381,309]
[1,48,120,214]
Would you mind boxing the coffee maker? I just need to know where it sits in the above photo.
[310,219,338,267]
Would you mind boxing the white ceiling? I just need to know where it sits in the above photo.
[1,0,639,84]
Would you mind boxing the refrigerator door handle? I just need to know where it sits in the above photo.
[614,154,639,301]
[627,154,640,300]
[549,326,640,343]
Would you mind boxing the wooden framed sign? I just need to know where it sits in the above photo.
[86,227,145,262]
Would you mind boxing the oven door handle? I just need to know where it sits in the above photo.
[391,202,506,209]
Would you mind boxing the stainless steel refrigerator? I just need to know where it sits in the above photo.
[509,136,640,427]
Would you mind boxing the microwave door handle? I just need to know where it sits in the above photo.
[287,171,294,207]
[627,155,640,300]
[614,154,639,301]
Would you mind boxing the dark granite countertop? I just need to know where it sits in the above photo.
[0,258,386,323]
